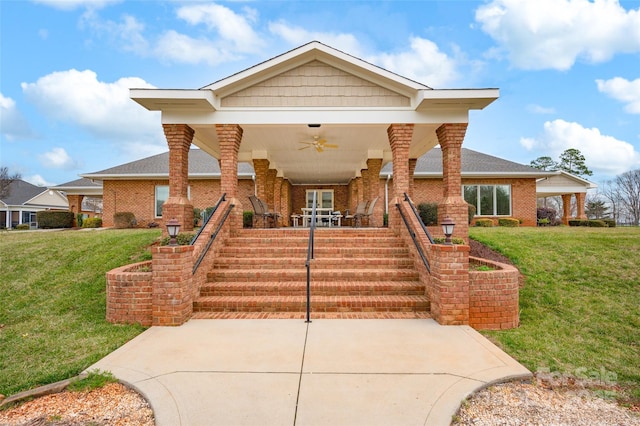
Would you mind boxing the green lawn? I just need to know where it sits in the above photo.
[0,229,160,396]
[470,226,640,402]
[1,226,638,405]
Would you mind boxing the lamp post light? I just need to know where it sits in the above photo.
[441,217,455,245]
[166,218,181,246]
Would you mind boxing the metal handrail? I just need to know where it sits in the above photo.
[396,202,431,273]
[305,191,317,323]
[403,193,434,244]
[190,193,227,245]
[192,202,235,275]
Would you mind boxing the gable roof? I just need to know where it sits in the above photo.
[380,148,552,178]
[1,180,48,205]
[81,149,255,181]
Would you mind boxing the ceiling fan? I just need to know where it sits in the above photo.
[298,136,339,153]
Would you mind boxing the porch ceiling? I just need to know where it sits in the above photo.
[191,123,439,184]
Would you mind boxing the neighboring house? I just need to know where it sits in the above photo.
[80,147,595,228]
[0,180,68,229]
[49,178,104,225]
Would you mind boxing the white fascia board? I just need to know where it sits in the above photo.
[161,108,469,125]
[130,89,216,112]
[416,89,499,111]
[203,42,427,99]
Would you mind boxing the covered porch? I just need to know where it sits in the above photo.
[114,42,519,329]
[132,42,498,241]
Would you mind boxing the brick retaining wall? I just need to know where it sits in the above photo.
[106,261,153,326]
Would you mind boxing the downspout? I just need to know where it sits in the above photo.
[385,174,391,215]
[252,174,256,196]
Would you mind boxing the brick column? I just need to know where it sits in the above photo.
[436,123,469,240]
[387,124,413,200]
[408,158,417,199]
[216,124,244,230]
[281,179,292,226]
[152,245,194,326]
[356,177,364,205]
[274,176,283,226]
[252,159,269,201]
[367,158,383,227]
[67,194,85,226]
[388,124,414,231]
[575,192,587,219]
[428,244,470,325]
[162,124,195,232]
[561,194,572,225]
[267,169,277,208]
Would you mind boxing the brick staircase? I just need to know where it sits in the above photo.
[192,228,430,319]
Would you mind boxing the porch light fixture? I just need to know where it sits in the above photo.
[441,217,455,245]
[166,218,180,246]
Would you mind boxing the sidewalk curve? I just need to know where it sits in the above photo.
[88,319,530,426]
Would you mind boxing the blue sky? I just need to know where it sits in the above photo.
[1,0,639,188]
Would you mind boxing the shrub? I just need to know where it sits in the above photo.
[37,211,74,229]
[82,217,102,228]
[417,202,438,226]
[160,233,196,246]
[568,219,588,227]
[588,220,606,227]
[538,218,550,226]
[15,224,30,230]
[383,213,389,227]
[193,208,202,227]
[498,218,520,227]
[537,207,561,226]
[475,218,494,227]
[467,203,476,224]
[243,211,253,228]
[113,212,136,229]
[76,214,84,228]
[603,219,616,228]
[432,236,465,244]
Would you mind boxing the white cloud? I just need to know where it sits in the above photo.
[39,147,79,170]
[475,0,640,70]
[0,93,37,141]
[80,11,149,54]
[520,119,640,176]
[367,37,459,87]
[177,3,264,53]
[269,22,458,88]
[268,21,363,56]
[527,104,556,114]
[21,69,165,157]
[32,0,121,11]
[596,77,640,114]
[154,30,237,66]
[24,174,55,187]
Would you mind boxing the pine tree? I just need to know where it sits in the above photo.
[558,148,592,177]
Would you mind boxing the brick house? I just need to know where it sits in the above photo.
[0,180,68,229]
[80,147,593,229]
[96,41,594,329]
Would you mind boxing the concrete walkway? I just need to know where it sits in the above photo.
[88,319,530,426]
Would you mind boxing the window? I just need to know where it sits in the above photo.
[306,190,334,209]
[155,186,190,217]
[155,186,169,217]
[463,185,511,216]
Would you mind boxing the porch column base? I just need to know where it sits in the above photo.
[162,197,194,235]
[427,244,470,326]
[152,245,194,326]
[438,197,469,243]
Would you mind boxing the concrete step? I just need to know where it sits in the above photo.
[199,281,426,297]
[193,295,429,313]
